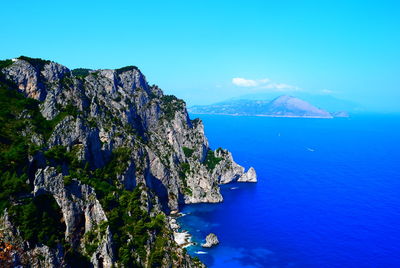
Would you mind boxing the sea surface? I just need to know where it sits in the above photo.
[179,114,400,268]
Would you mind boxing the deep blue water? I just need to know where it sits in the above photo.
[179,114,400,268]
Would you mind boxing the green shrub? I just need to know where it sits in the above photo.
[148,235,168,267]
[45,145,69,162]
[87,118,97,128]
[161,95,185,121]
[183,187,192,196]
[64,248,92,267]
[146,214,165,232]
[60,76,74,88]
[182,146,194,158]
[0,172,30,212]
[82,223,107,257]
[63,175,73,186]
[0,59,13,69]
[71,68,91,78]
[9,194,65,248]
[179,162,190,186]
[18,56,50,71]
[203,149,223,171]
[115,65,138,74]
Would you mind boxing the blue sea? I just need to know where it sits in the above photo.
[179,114,400,268]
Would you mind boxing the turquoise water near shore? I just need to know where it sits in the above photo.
[179,114,400,268]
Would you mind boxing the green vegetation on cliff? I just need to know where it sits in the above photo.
[18,56,50,71]
[204,149,223,171]
[0,58,205,267]
[116,65,139,74]
[27,141,177,266]
[0,79,68,250]
[161,95,185,121]
[182,146,194,158]
[0,78,82,212]
[71,68,91,78]
[0,59,13,69]
[9,194,65,248]
[0,81,45,211]
[0,79,164,266]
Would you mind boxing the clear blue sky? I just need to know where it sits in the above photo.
[1,0,399,112]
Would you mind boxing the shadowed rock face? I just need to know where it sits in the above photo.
[0,57,256,267]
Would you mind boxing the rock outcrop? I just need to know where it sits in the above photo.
[2,57,257,209]
[201,233,219,248]
[238,167,257,182]
[0,56,257,267]
[34,167,114,265]
[0,211,64,268]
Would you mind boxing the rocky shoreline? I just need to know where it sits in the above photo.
[169,215,194,248]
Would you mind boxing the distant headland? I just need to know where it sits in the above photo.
[189,95,349,118]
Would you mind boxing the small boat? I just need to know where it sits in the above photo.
[195,251,208,254]
[306,147,315,152]
[230,187,239,190]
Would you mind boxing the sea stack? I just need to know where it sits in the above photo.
[202,233,220,248]
[238,167,257,182]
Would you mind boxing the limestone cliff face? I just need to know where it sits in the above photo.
[34,167,114,266]
[0,211,64,268]
[0,56,256,267]
[2,57,255,209]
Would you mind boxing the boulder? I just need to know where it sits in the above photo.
[201,233,219,248]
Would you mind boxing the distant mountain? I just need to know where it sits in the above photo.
[236,92,362,112]
[189,95,346,118]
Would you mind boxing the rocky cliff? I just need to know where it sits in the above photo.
[0,56,256,267]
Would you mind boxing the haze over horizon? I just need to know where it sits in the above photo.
[1,0,399,112]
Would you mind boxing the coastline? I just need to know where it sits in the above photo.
[169,214,194,248]
[189,112,337,119]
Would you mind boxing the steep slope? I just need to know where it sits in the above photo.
[0,57,256,267]
[189,96,335,118]
[235,91,360,113]
[267,95,333,118]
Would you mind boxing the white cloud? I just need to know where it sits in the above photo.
[232,77,266,87]
[232,77,300,92]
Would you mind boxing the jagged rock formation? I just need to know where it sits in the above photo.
[238,167,257,182]
[33,167,114,266]
[0,56,257,267]
[0,211,65,268]
[201,233,219,248]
